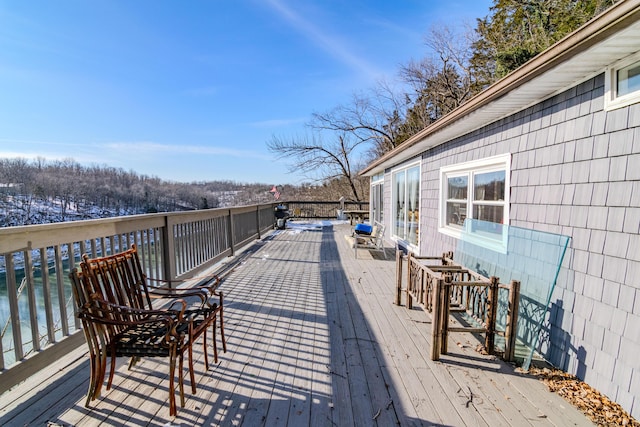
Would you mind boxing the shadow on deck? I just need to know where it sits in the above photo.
[0,222,591,426]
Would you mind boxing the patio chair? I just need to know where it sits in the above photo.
[352,221,387,259]
[70,244,225,416]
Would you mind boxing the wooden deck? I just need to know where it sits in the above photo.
[0,222,592,426]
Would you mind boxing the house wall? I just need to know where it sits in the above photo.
[389,73,640,418]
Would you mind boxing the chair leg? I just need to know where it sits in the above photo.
[179,352,187,406]
[212,316,218,364]
[219,303,226,353]
[106,348,117,390]
[85,352,98,406]
[188,330,196,395]
[169,347,177,417]
[202,325,209,370]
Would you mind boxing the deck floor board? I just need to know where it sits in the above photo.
[0,222,593,426]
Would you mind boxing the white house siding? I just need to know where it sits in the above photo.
[386,73,640,419]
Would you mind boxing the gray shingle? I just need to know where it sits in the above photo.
[591,182,609,206]
[562,183,575,204]
[561,163,575,184]
[589,157,610,182]
[587,206,609,230]
[564,139,576,162]
[587,253,605,278]
[593,134,610,158]
[606,108,630,133]
[571,204,589,228]
[604,231,630,257]
[593,344,616,380]
[609,128,635,157]
[572,160,591,183]
[628,103,640,127]
[548,164,563,185]
[631,181,640,206]
[573,183,593,205]
[628,234,640,262]
[609,156,628,181]
[602,255,628,283]
[590,229,607,253]
[607,207,626,232]
[607,181,633,207]
[633,127,640,154]
[575,137,594,161]
[626,154,640,180]
[592,110,607,135]
[574,115,593,139]
[602,280,621,307]
[572,227,591,251]
[611,308,629,340]
[623,208,640,234]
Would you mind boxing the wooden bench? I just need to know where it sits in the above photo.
[346,221,386,259]
[70,244,225,416]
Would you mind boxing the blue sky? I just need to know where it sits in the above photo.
[0,0,492,185]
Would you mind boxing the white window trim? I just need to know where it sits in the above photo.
[604,50,640,111]
[391,161,421,251]
[438,153,511,250]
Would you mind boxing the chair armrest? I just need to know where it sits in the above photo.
[85,295,188,321]
[147,275,221,295]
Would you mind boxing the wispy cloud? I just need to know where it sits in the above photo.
[264,0,382,80]
[104,141,271,160]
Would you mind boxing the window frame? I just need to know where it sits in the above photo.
[604,51,640,111]
[391,161,421,250]
[371,173,384,225]
[438,154,511,248]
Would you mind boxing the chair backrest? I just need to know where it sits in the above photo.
[373,221,386,246]
[80,244,153,313]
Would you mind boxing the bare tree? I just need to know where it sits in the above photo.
[267,132,366,201]
[309,80,411,159]
[399,23,478,127]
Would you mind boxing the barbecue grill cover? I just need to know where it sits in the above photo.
[354,223,373,235]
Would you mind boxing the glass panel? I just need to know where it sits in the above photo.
[393,171,405,238]
[617,60,640,97]
[474,170,505,201]
[446,202,466,227]
[447,176,467,200]
[457,219,570,370]
[378,183,384,223]
[472,204,503,224]
[407,166,420,245]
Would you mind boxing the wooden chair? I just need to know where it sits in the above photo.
[70,244,225,416]
[353,221,387,259]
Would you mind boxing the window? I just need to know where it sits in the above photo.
[392,163,420,247]
[605,52,640,111]
[371,173,384,224]
[439,154,510,242]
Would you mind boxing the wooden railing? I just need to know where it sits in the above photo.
[0,203,276,394]
[286,200,368,219]
[395,251,521,362]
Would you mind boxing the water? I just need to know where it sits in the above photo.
[0,256,78,367]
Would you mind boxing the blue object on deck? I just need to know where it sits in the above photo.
[354,223,373,235]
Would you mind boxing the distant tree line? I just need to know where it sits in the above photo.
[268,0,618,201]
[0,157,367,227]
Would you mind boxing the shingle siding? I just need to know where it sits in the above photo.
[381,73,640,418]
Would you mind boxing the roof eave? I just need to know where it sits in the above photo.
[360,0,640,176]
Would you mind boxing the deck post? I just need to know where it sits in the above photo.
[227,209,236,256]
[485,276,499,354]
[395,249,403,306]
[441,273,452,355]
[406,252,413,309]
[504,280,521,361]
[431,277,442,361]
